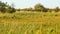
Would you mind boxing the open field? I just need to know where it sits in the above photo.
[0,11,60,34]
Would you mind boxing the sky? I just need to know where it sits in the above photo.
[0,0,60,9]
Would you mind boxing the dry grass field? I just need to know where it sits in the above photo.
[0,11,60,34]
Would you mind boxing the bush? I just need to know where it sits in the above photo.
[9,8,16,13]
[55,14,58,16]
[43,8,48,12]
[0,1,16,13]
[0,7,6,13]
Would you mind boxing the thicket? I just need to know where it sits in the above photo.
[0,1,16,13]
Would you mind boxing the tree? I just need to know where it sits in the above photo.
[9,3,16,13]
[55,7,60,12]
[0,1,7,13]
[34,3,44,11]
[0,1,16,13]
[34,3,48,12]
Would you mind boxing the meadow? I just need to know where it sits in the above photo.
[0,11,60,34]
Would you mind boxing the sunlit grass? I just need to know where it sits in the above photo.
[0,11,60,34]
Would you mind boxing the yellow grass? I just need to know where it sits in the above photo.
[0,11,60,34]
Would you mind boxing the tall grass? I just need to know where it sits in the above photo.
[0,11,60,34]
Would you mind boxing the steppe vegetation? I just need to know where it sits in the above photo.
[0,1,60,34]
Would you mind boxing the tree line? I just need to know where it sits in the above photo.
[17,3,60,12]
[0,1,60,13]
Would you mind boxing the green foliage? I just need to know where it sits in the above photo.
[43,8,48,12]
[34,3,44,11]
[7,7,16,13]
[0,1,6,13]
[55,7,60,12]
[0,1,16,13]
[34,3,48,12]
[8,7,16,13]
[0,7,6,13]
